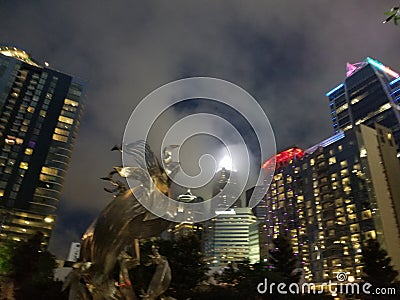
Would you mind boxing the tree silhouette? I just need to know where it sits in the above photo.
[361,238,398,288]
[0,232,64,300]
[268,234,301,284]
[132,234,209,299]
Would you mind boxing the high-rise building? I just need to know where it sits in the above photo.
[202,168,259,268]
[258,147,309,276]
[203,207,259,268]
[326,57,400,152]
[0,46,85,244]
[258,124,400,283]
[169,190,204,240]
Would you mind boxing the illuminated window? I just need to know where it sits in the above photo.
[24,148,33,155]
[340,160,348,168]
[344,186,351,194]
[350,224,359,233]
[364,230,376,239]
[64,98,78,107]
[332,181,340,190]
[27,106,35,113]
[41,167,59,176]
[297,195,304,203]
[337,217,346,225]
[329,157,336,165]
[362,210,372,220]
[351,234,360,242]
[336,208,344,216]
[19,162,29,170]
[58,116,73,124]
[5,138,15,145]
[360,148,367,158]
[338,145,343,152]
[54,128,69,136]
[342,177,350,186]
[348,214,357,221]
[52,134,68,142]
[40,110,46,117]
[40,174,57,182]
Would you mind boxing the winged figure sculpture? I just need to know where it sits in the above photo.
[64,141,179,300]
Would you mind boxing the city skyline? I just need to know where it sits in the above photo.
[1,1,400,258]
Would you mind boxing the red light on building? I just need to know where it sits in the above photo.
[262,147,305,170]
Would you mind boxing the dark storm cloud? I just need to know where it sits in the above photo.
[1,0,399,257]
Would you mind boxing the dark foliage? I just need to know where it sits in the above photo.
[215,260,332,300]
[130,234,209,299]
[361,239,398,291]
[0,232,67,300]
[268,234,301,284]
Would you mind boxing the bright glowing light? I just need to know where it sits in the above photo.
[390,77,400,86]
[326,83,344,97]
[262,147,305,170]
[215,209,236,215]
[219,155,232,171]
[44,216,54,223]
[366,57,399,78]
[346,62,357,77]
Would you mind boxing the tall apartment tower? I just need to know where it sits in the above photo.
[259,124,400,283]
[259,147,309,276]
[326,57,400,152]
[0,46,85,244]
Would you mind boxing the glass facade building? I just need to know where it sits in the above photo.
[326,57,400,152]
[0,46,85,244]
[203,207,259,267]
[202,168,259,268]
[258,124,400,283]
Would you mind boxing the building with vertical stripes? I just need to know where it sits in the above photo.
[0,46,85,245]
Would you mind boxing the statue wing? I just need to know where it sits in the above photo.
[80,141,170,273]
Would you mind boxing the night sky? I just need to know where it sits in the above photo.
[1,1,399,258]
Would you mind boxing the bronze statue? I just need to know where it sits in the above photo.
[64,141,178,300]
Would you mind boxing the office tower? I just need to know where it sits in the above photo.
[169,190,204,240]
[202,168,259,268]
[326,57,400,152]
[203,207,259,268]
[0,46,85,244]
[258,124,400,283]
